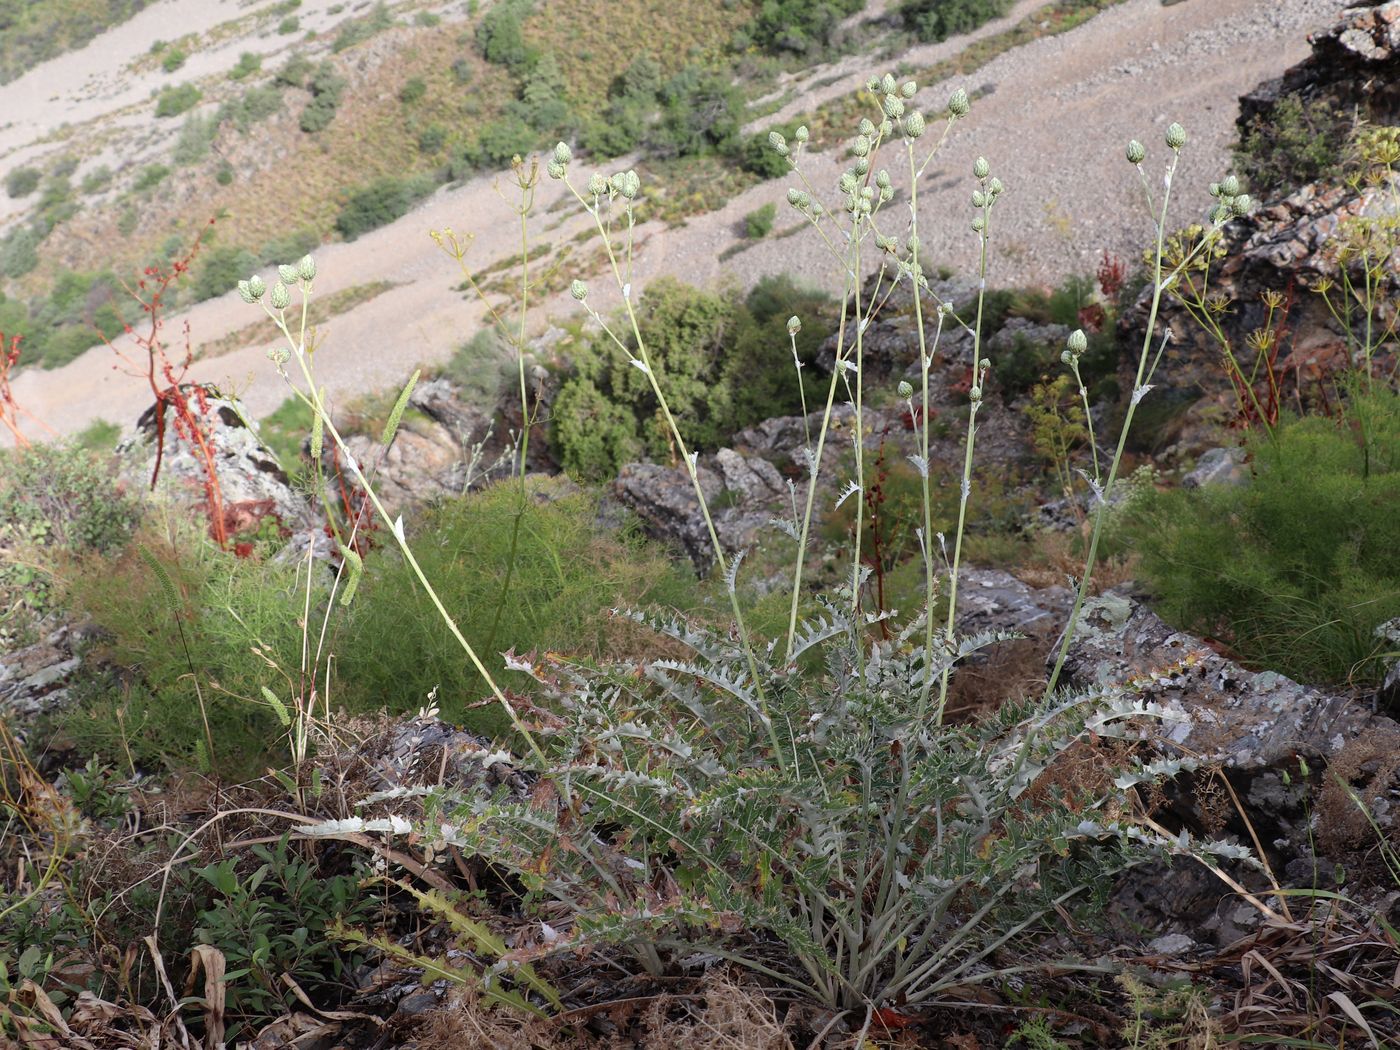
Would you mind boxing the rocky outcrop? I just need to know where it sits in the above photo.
[118,386,316,533]
[1239,0,1400,135]
[0,623,95,732]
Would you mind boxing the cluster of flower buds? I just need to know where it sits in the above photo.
[968,358,991,402]
[786,186,817,217]
[610,169,640,199]
[239,255,315,308]
[1206,174,1252,224]
[546,141,571,180]
[1060,327,1088,366]
[767,125,808,161]
[970,157,1002,233]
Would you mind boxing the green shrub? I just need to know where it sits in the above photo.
[61,520,316,773]
[398,76,426,104]
[1117,391,1400,685]
[0,0,152,84]
[743,201,777,238]
[215,161,235,185]
[275,52,313,87]
[901,0,1012,42]
[334,478,703,733]
[4,166,39,198]
[1235,93,1347,200]
[154,83,201,118]
[80,165,113,194]
[73,419,122,452]
[0,225,42,279]
[160,46,187,73]
[133,163,170,191]
[475,0,537,73]
[552,275,830,480]
[172,113,218,165]
[331,2,393,52]
[417,123,447,154]
[228,50,261,80]
[298,62,345,133]
[334,174,435,239]
[219,83,284,132]
[277,14,299,33]
[737,0,863,54]
[0,442,141,639]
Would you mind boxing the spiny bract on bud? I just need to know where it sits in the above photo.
[553,141,571,165]
[1126,139,1145,165]
[973,157,990,179]
[278,263,298,285]
[1067,329,1088,355]
[787,315,802,334]
[247,274,266,299]
[270,281,291,310]
[570,280,588,301]
[794,125,809,142]
[297,254,316,281]
[903,111,926,139]
[948,88,970,117]
[897,380,914,398]
[1165,122,1186,150]
[881,73,897,95]
[901,81,916,99]
[587,173,607,196]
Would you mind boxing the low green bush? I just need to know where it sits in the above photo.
[736,0,863,55]
[744,201,777,238]
[60,519,317,774]
[4,166,39,198]
[0,442,140,639]
[331,2,393,52]
[218,83,284,132]
[398,76,426,105]
[901,0,1012,42]
[298,62,345,133]
[333,478,704,734]
[133,163,170,191]
[277,14,299,33]
[552,275,831,480]
[154,83,201,118]
[172,113,218,165]
[1235,92,1347,200]
[228,50,261,80]
[80,165,112,195]
[333,174,435,239]
[160,46,186,72]
[1117,390,1400,685]
[0,225,42,279]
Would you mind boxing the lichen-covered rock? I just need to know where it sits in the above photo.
[0,623,91,727]
[118,386,316,533]
[1057,593,1392,772]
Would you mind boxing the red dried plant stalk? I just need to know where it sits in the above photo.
[105,219,229,548]
[0,333,56,449]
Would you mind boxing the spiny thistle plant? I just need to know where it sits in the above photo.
[239,71,1268,1022]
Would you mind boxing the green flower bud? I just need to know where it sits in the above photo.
[247,274,266,300]
[768,130,789,156]
[948,88,970,117]
[906,234,920,255]
[787,315,801,334]
[1230,193,1252,216]
[553,141,572,165]
[971,214,985,232]
[968,385,982,402]
[902,111,926,139]
[237,279,255,304]
[881,73,897,96]
[1220,174,1240,197]
[838,172,858,194]
[266,346,290,366]
[860,185,875,200]
[278,263,298,285]
[866,76,880,92]
[972,190,986,208]
[987,176,1003,196]
[794,125,809,142]
[852,134,871,157]
[1165,122,1186,151]
[617,169,640,199]
[858,118,875,136]
[547,160,566,180]
[883,95,905,119]
[570,280,588,301]
[1060,349,1073,365]
[587,172,607,197]
[297,254,317,281]
[1126,140,1145,165]
[875,169,891,189]
[787,187,810,209]
[270,281,291,310]
[878,184,893,203]
[1208,181,1221,198]
[900,81,916,99]
[1067,329,1088,355]
[897,379,913,398]
[853,156,870,176]
[878,119,893,138]
[973,156,990,180]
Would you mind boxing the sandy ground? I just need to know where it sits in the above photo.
[4,0,1341,443]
